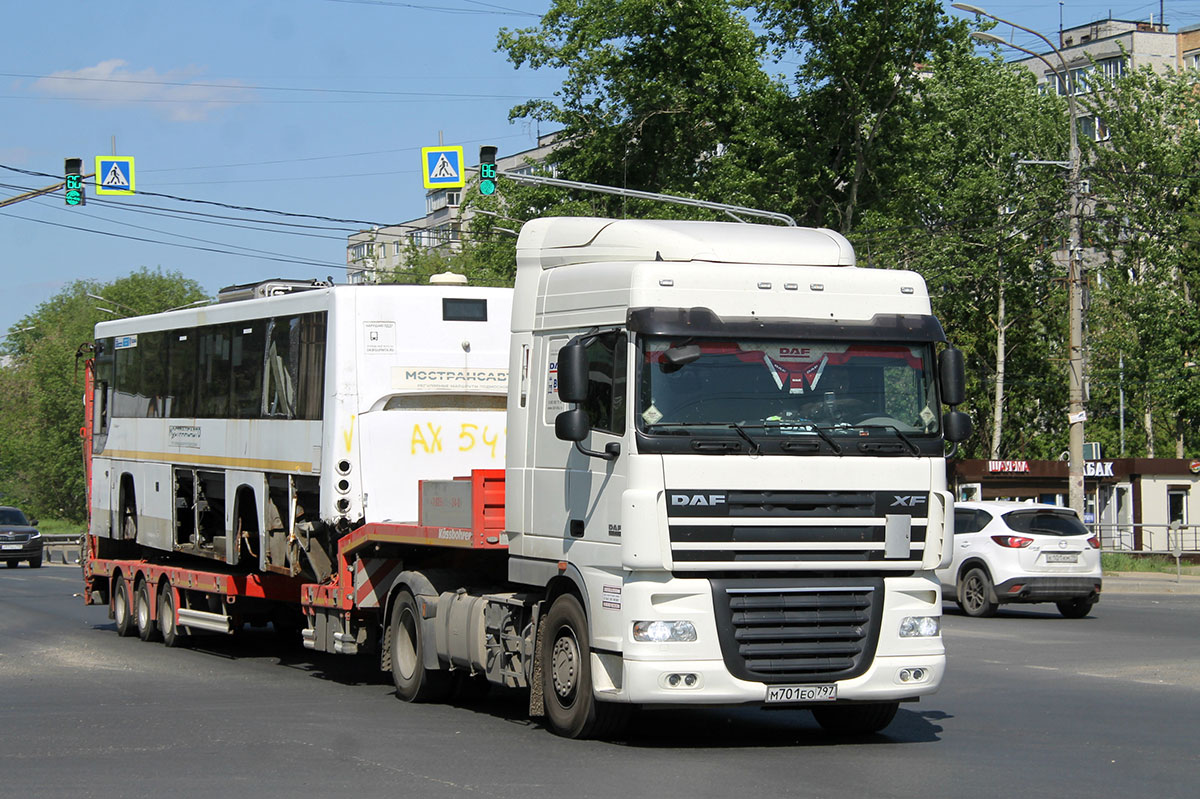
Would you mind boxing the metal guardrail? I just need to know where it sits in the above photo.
[40,533,84,564]
[1091,523,1199,555]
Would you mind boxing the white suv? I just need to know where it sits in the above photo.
[937,501,1103,618]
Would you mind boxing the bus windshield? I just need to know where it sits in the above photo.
[637,337,940,443]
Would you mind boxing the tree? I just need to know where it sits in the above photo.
[854,44,1066,459]
[498,0,782,216]
[745,0,967,233]
[1082,65,1200,458]
[0,268,208,521]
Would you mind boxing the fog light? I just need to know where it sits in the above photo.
[898,667,931,684]
[633,620,698,643]
[899,615,940,638]
[683,673,697,687]
[667,674,681,686]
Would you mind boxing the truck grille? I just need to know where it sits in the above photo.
[711,578,884,683]
[666,489,928,570]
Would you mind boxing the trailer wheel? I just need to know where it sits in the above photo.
[159,583,188,648]
[135,580,161,642]
[113,576,136,637]
[390,590,451,703]
[540,594,629,739]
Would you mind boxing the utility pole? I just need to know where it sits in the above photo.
[956,4,1087,517]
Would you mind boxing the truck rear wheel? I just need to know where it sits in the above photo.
[540,594,629,739]
[135,580,161,642]
[812,701,899,735]
[159,583,189,648]
[390,590,451,702]
[113,576,136,637]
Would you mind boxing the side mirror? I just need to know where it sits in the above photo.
[555,408,589,442]
[939,347,966,407]
[943,410,973,443]
[555,408,620,461]
[557,341,589,404]
[29,518,39,527]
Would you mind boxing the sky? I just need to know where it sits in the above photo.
[4,0,1200,337]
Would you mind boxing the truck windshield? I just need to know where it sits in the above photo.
[636,337,940,452]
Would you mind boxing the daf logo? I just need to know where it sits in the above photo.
[671,493,727,507]
[890,495,927,508]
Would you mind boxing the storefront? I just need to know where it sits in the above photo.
[950,458,1200,551]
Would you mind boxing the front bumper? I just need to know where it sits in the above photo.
[611,651,945,706]
[0,541,42,561]
[993,576,1102,604]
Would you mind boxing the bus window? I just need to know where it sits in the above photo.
[140,331,166,418]
[197,326,232,418]
[232,323,266,418]
[297,312,326,421]
[167,331,196,418]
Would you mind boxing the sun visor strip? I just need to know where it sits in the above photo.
[626,307,946,343]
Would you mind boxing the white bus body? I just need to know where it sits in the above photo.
[90,284,511,575]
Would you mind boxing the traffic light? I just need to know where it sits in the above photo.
[64,157,85,206]
[479,145,497,196]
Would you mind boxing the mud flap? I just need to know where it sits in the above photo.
[528,609,546,718]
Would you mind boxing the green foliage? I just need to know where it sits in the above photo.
[746,0,968,232]
[499,0,779,217]
[0,268,208,522]
[855,44,1068,459]
[1082,66,1200,458]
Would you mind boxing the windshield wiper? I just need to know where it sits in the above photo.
[849,424,921,456]
[729,422,761,455]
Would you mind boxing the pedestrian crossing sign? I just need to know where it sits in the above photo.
[421,146,465,189]
[95,156,136,195]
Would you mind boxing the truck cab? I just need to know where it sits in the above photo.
[504,218,969,733]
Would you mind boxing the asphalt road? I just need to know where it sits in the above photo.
[1,566,1197,799]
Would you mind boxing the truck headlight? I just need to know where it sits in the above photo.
[899,616,941,638]
[633,620,697,642]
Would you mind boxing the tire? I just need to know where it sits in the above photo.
[1056,596,1096,619]
[959,567,999,618]
[135,580,161,642]
[540,594,629,739]
[812,702,900,735]
[159,583,189,648]
[29,554,43,568]
[113,576,136,637]
[390,590,451,703]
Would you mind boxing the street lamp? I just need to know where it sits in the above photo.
[953,3,1087,517]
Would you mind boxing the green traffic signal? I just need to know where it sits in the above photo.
[64,159,85,206]
[479,146,498,196]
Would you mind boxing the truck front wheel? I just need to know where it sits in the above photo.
[812,701,899,735]
[390,590,451,703]
[540,594,628,739]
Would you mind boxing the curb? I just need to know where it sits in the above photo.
[1102,571,1200,596]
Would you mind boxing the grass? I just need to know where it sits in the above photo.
[33,518,85,537]
[1102,552,1200,575]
